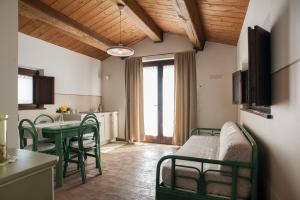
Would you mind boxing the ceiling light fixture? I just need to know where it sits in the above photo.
[106,3,134,57]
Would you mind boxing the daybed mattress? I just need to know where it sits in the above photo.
[161,135,251,199]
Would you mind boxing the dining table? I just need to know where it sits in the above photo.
[24,120,93,187]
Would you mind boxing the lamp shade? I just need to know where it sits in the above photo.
[106,45,134,57]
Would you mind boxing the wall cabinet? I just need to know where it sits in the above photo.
[64,112,118,145]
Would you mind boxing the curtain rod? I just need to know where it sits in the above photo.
[141,49,198,58]
[141,52,175,58]
[121,49,198,60]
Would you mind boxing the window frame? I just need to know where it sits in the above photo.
[18,67,45,110]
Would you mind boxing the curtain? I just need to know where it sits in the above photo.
[125,57,145,142]
[173,51,197,145]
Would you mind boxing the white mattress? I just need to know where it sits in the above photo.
[161,135,251,199]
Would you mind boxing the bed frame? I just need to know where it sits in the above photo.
[156,125,258,200]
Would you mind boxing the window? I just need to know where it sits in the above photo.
[18,68,55,110]
[18,68,39,110]
[18,74,34,104]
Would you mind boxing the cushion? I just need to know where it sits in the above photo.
[219,122,252,178]
[70,139,96,149]
[39,138,54,143]
[71,132,94,141]
[24,142,55,152]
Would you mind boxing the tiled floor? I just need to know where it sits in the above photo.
[55,143,178,200]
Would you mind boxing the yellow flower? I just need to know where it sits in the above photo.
[60,106,67,112]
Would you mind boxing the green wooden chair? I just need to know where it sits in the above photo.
[34,114,54,125]
[18,119,56,154]
[63,115,102,184]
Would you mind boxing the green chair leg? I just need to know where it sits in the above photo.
[94,147,102,174]
[63,147,69,177]
[79,151,86,184]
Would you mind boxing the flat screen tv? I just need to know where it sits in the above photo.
[232,70,248,105]
[248,25,271,106]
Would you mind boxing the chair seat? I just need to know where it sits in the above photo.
[82,132,94,140]
[71,132,94,141]
[39,138,54,143]
[24,142,56,152]
[70,139,96,149]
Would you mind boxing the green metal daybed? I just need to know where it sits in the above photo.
[156,122,257,200]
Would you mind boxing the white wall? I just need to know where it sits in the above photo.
[102,33,237,139]
[18,33,101,96]
[18,33,102,120]
[0,1,18,148]
[237,0,300,199]
[197,43,237,128]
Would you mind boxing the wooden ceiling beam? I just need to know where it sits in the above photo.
[172,0,206,50]
[116,0,163,42]
[19,0,116,52]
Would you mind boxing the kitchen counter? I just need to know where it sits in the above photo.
[0,149,57,200]
[78,111,118,114]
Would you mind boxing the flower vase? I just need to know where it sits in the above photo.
[0,114,8,165]
[59,113,64,124]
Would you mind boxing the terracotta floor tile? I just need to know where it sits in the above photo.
[55,143,178,200]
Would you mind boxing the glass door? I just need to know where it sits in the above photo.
[143,60,174,144]
[162,65,174,143]
[143,66,159,141]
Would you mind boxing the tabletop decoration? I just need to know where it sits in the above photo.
[56,105,70,124]
[7,154,17,163]
[0,114,8,166]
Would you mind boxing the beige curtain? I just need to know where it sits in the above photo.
[173,51,197,145]
[125,57,145,142]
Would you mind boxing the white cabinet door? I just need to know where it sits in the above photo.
[104,113,113,140]
[112,112,119,138]
[96,113,105,143]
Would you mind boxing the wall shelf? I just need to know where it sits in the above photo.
[240,108,273,119]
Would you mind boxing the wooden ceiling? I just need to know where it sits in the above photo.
[18,0,249,60]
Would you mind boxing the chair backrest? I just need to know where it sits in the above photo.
[83,113,97,119]
[78,115,100,149]
[18,119,38,151]
[34,114,54,125]
[82,113,99,131]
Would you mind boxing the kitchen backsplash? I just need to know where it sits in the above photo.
[18,93,101,121]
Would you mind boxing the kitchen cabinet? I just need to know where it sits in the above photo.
[103,112,118,140]
[0,149,56,200]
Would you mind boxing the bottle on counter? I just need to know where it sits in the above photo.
[98,104,103,112]
[0,114,8,165]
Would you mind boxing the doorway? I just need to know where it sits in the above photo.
[143,60,174,144]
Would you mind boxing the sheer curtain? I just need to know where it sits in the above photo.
[125,57,145,142]
[173,51,197,145]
